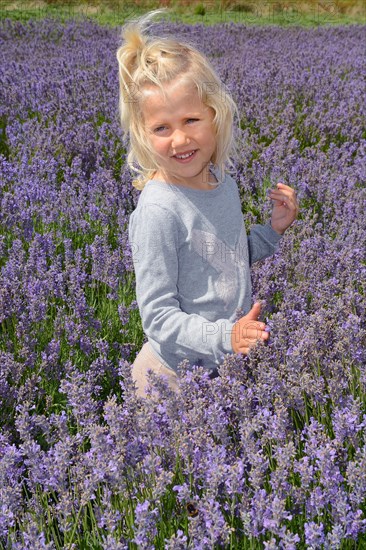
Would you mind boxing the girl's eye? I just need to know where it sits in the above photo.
[154,118,198,133]
[153,126,167,133]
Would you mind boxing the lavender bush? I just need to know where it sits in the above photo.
[0,17,365,549]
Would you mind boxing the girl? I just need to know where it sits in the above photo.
[116,11,299,398]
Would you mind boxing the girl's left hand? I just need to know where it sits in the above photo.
[268,182,299,235]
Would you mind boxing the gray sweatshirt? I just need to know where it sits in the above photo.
[128,170,283,373]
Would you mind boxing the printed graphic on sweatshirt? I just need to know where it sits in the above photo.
[191,225,249,308]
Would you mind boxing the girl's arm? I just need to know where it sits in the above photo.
[247,183,298,265]
[128,203,234,366]
[247,222,283,266]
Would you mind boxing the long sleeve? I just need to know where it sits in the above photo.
[247,222,283,266]
[128,203,234,369]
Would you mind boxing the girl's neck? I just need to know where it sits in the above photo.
[151,168,219,191]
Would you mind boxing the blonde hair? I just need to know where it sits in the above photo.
[116,10,239,190]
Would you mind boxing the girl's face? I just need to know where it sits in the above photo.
[141,78,217,190]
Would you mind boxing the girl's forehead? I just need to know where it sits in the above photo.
[141,80,204,114]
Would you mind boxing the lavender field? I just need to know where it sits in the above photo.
[0,16,366,549]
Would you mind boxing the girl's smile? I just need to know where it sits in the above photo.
[141,78,218,190]
[172,149,197,162]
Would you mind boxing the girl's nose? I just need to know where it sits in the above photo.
[171,129,190,149]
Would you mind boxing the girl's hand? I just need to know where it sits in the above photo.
[268,182,299,235]
[231,302,269,354]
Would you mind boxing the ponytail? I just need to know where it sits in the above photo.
[116,11,158,128]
